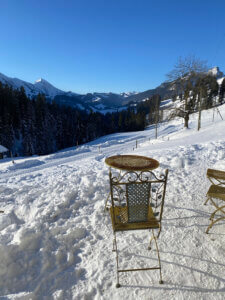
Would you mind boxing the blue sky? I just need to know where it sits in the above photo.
[0,0,225,94]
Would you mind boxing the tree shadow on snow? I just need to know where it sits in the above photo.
[163,204,225,232]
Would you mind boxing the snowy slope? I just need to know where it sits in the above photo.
[0,68,224,114]
[0,72,129,112]
[1,103,225,298]
[0,145,8,153]
[208,66,224,78]
[34,78,65,98]
[0,72,65,98]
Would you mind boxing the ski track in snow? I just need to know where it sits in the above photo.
[0,107,225,299]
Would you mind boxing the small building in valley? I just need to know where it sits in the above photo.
[0,145,9,159]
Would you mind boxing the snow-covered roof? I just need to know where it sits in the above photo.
[0,145,8,153]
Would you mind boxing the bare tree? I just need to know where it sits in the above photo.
[166,55,209,129]
[167,55,208,82]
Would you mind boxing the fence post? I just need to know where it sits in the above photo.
[10,151,15,164]
[217,107,223,120]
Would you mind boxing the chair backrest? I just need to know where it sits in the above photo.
[109,169,168,225]
[127,182,150,222]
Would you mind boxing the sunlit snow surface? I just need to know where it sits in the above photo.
[1,105,225,299]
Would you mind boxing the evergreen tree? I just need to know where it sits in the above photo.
[0,82,150,157]
[219,78,225,104]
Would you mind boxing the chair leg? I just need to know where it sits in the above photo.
[157,224,162,239]
[209,210,216,221]
[148,232,154,250]
[204,196,210,205]
[113,232,121,288]
[207,198,225,221]
[211,205,225,221]
[112,236,116,252]
[104,192,110,212]
[206,204,225,233]
[209,208,219,221]
[149,225,161,250]
[153,231,163,284]
[206,215,225,234]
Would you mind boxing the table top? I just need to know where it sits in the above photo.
[105,155,159,171]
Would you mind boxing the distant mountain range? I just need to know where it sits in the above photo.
[0,66,224,113]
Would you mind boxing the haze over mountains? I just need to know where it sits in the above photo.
[0,67,224,113]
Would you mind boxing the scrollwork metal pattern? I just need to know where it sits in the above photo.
[110,168,168,224]
[111,169,166,184]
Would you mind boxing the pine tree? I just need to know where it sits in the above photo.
[118,113,123,131]
[219,78,225,104]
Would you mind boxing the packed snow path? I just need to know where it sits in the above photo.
[0,107,225,299]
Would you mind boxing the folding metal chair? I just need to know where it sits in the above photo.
[205,185,225,233]
[204,168,225,205]
[108,168,168,287]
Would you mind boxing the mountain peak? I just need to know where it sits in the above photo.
[35,78,48,84]
[33,78,64,97]
[208,66,224,79]
[34,78,53,86]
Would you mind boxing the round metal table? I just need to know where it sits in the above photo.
[105,154,159,171]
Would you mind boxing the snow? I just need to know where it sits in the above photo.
[160,98,173,108]
[90,105,128,114]
[76,103,85,110]
[0,72,67,98]
[208,66,224,79]
[0,73,36,96]
[120,91,138,98]
[93,97,102,102]
[33,78,64,98]
[0,145,8,153]
[1,104,225,298]
[217,77,225,85]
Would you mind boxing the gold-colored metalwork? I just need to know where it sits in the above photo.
[206,185,225,233]
[204,169,225,205]
[105,155,159,171]
[106,158,168,288]
[104,155,159,210]
[207,168,225,183]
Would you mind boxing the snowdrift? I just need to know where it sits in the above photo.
[0,105,225,299]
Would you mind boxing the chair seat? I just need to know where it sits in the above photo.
[110,205,160,232]
[207,185,225,201]
[207,169,225,181]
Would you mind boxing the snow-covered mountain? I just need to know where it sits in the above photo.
[0,72,130,113]
[0,66,224,113]
[208,66,224,78]
[120,91,138,98]
[33,78,65,98]
[124,67,225,105]
[0,73,65,99]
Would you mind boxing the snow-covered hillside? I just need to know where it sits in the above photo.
[0,67,224,114]
[34,78,65,98]
[0,73,65,99]
[0,72,130,113]
[1,104,225,299]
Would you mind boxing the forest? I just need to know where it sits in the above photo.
[1,71,225,157]
[0,83,148,156]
